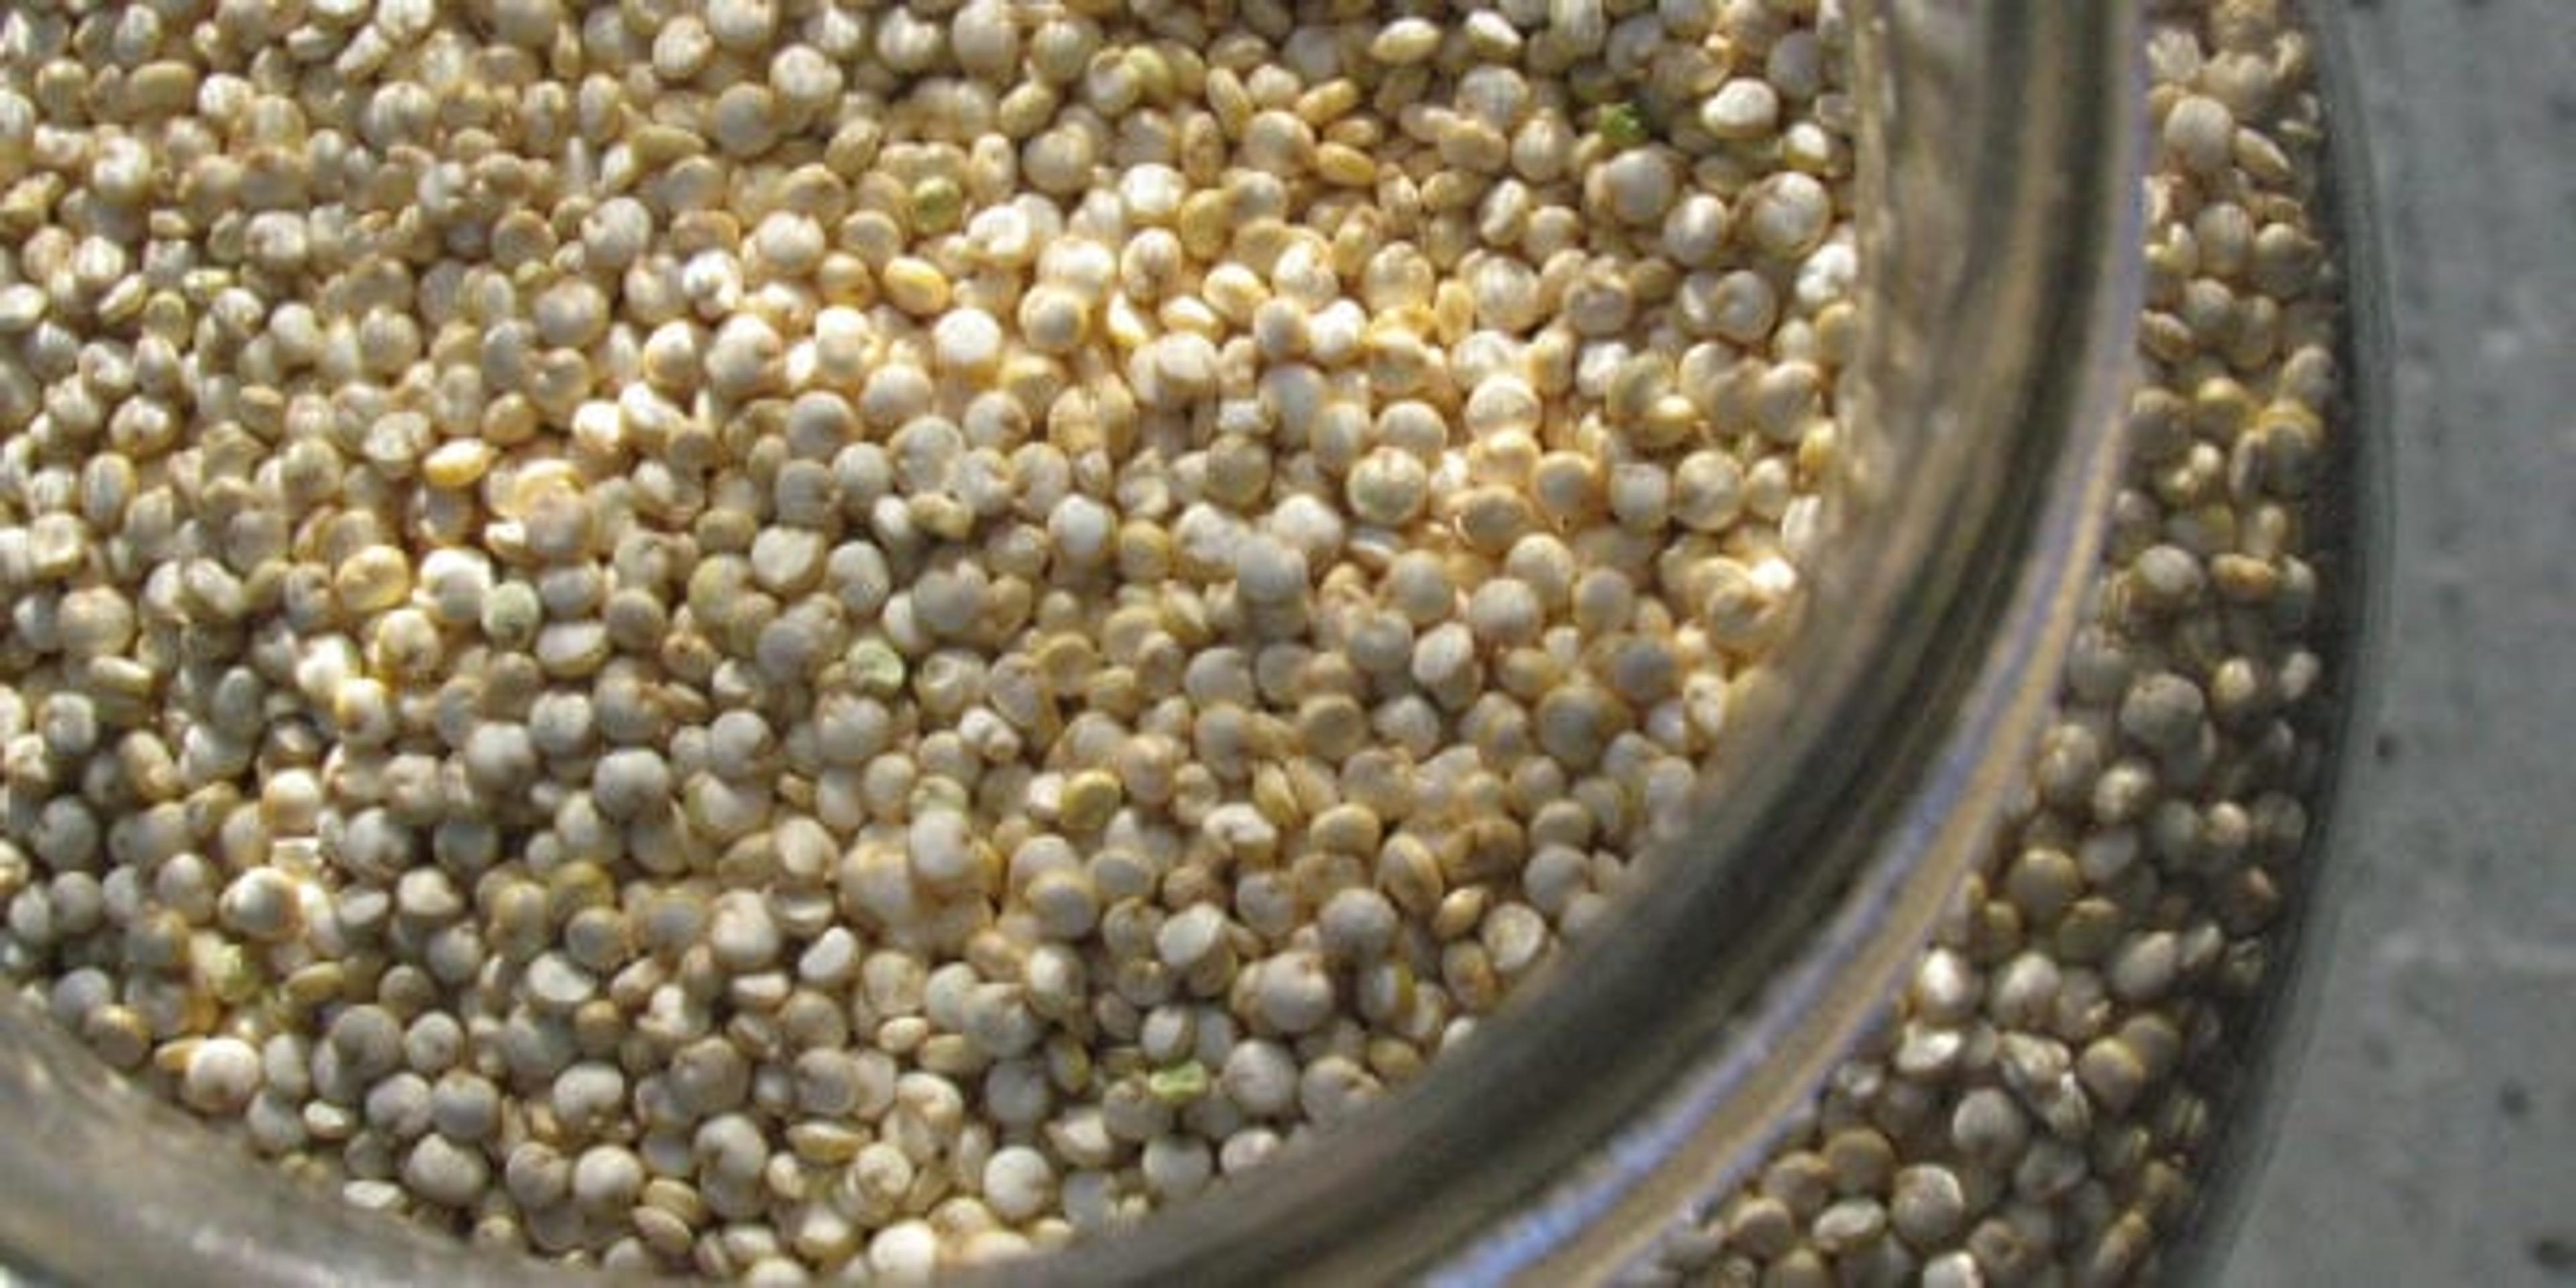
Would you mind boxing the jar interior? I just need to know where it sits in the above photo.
[0,4,2145,1285]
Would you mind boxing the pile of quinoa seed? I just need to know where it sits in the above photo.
[0,0,1866,1279]
[1646,1,2347,1285]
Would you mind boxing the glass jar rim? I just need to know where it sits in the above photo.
[1018,4,2147,1281]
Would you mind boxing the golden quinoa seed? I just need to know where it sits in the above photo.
[0,0,2341,1282]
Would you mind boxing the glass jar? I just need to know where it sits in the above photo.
[0,1,2379,1283]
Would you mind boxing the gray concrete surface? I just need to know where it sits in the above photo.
[2219,2,2576,1284]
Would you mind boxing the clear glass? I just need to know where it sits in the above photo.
[2155,0,2391,1279]
[0,1,2373,1282]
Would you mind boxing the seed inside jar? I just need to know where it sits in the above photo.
[0,0,1843,1272]
[1644,1,2352,1282]
[0,0,2349,1283]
